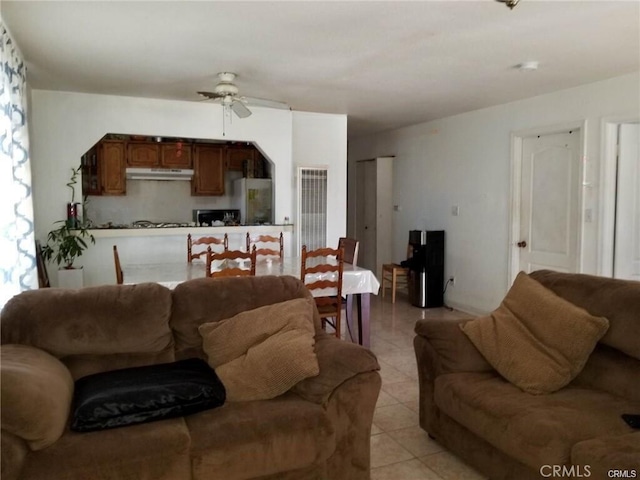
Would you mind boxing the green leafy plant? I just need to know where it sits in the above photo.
[41,167,95,269]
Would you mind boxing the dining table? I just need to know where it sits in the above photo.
[123,257,380,348]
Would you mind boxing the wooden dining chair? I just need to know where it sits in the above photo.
[301,245,344,338]
[113,245,124,285]
[206,246,257,278]
[188,233,228,263]
[246,232,283,259]
[338,237,359,265]
[381,244,412,303]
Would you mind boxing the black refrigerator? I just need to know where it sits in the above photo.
[406,230,445,308]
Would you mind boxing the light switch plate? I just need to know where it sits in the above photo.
[452,205,459,216]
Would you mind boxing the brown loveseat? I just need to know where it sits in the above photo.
[414,270,640,480]
[0,275,381,480]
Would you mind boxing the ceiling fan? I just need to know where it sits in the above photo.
[198,72,289,119]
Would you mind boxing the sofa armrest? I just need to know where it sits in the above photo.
[414,318,493,377]
[0,344,74,451]
[292,333,380,404]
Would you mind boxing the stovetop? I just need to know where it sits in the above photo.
[131,220,192,228]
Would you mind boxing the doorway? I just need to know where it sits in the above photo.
[602,121,640,280]
[354,157,393,276]
[509,124,585,282]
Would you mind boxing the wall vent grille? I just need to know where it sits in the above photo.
[297,167,328,251]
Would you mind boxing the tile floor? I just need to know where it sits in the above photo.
[343,292,488,480]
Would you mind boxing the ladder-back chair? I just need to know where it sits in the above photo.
[300,245,344,338]
[188,233,228,263]
[246,232,283,259]
[206,246,257,278]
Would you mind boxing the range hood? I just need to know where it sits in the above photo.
[125,168,194,181]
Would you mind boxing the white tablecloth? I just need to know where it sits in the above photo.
[123,257,380,295]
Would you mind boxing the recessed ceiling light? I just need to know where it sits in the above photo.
[514,61,539,71]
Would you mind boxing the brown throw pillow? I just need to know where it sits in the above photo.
[1,344,74,450]
[199,298,319,401]
[460,272,609,394]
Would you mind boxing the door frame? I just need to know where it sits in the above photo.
[598,113,640,277]
[508,120,587,284]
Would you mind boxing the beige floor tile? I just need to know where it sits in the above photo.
[371,458,444,480]
[388,426,445,457]
[376,389,400,407]
[376,350,418,367]
[373,403,419,432]
[366,296,483,478]
[370,433,414,468]
[403,398,421,414]
[382,380,420,404]
[419,451,487,480]
[396,367,419,381]
[377,360,414,386]
[370,335,403,355]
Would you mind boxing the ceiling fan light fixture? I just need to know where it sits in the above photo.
[496,0,520,10]
[214,83,239,96]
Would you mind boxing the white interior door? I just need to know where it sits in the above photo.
[614,123,640,280]
[356,160,377,273]
[518,131,581,273]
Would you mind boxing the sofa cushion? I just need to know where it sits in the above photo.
[71,358,226,432]
[434,372,640,470]
[460,272,609,394]
[186,392,336,480]
[0,344,74,450]
[20,417,191,480]
[170,276,321,360]
[0,283,173,357]
[199,298,319,401]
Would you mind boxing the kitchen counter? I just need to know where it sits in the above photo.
[79,224,296,287]
[90,224,294,238]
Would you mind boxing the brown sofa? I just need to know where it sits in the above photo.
[0,275,381,480]
[414,270,640,480]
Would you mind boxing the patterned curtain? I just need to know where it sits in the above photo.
[0,21,36,309]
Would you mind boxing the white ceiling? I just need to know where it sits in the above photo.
[2,1,639,138]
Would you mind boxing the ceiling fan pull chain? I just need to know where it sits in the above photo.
[222,106,226,137]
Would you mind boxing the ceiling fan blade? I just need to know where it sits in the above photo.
[198,91,223,100]
[241,96,290,111]
[231,100,252,119]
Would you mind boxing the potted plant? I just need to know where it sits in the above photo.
[41,166,95,287]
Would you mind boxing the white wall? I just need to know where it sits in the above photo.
[29,90,346,285]
[348,73,640,314]
[292,111,348,249]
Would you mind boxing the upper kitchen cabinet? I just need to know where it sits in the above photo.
[127,142,159,167]
[82,140,125,196]
[161,142,192,168]
[100,140,126,195]
[81,146,100,196]
[192,145,224,196]
[226,146,255,171]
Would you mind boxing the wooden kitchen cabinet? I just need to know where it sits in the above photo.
[100,140,126,195]
[161,142,192,168]
[81,146,100,196]
[192,145,224,196]
[127,142,159,167]
[226,146,255,171]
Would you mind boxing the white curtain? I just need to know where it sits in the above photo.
[0,20,36,309]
